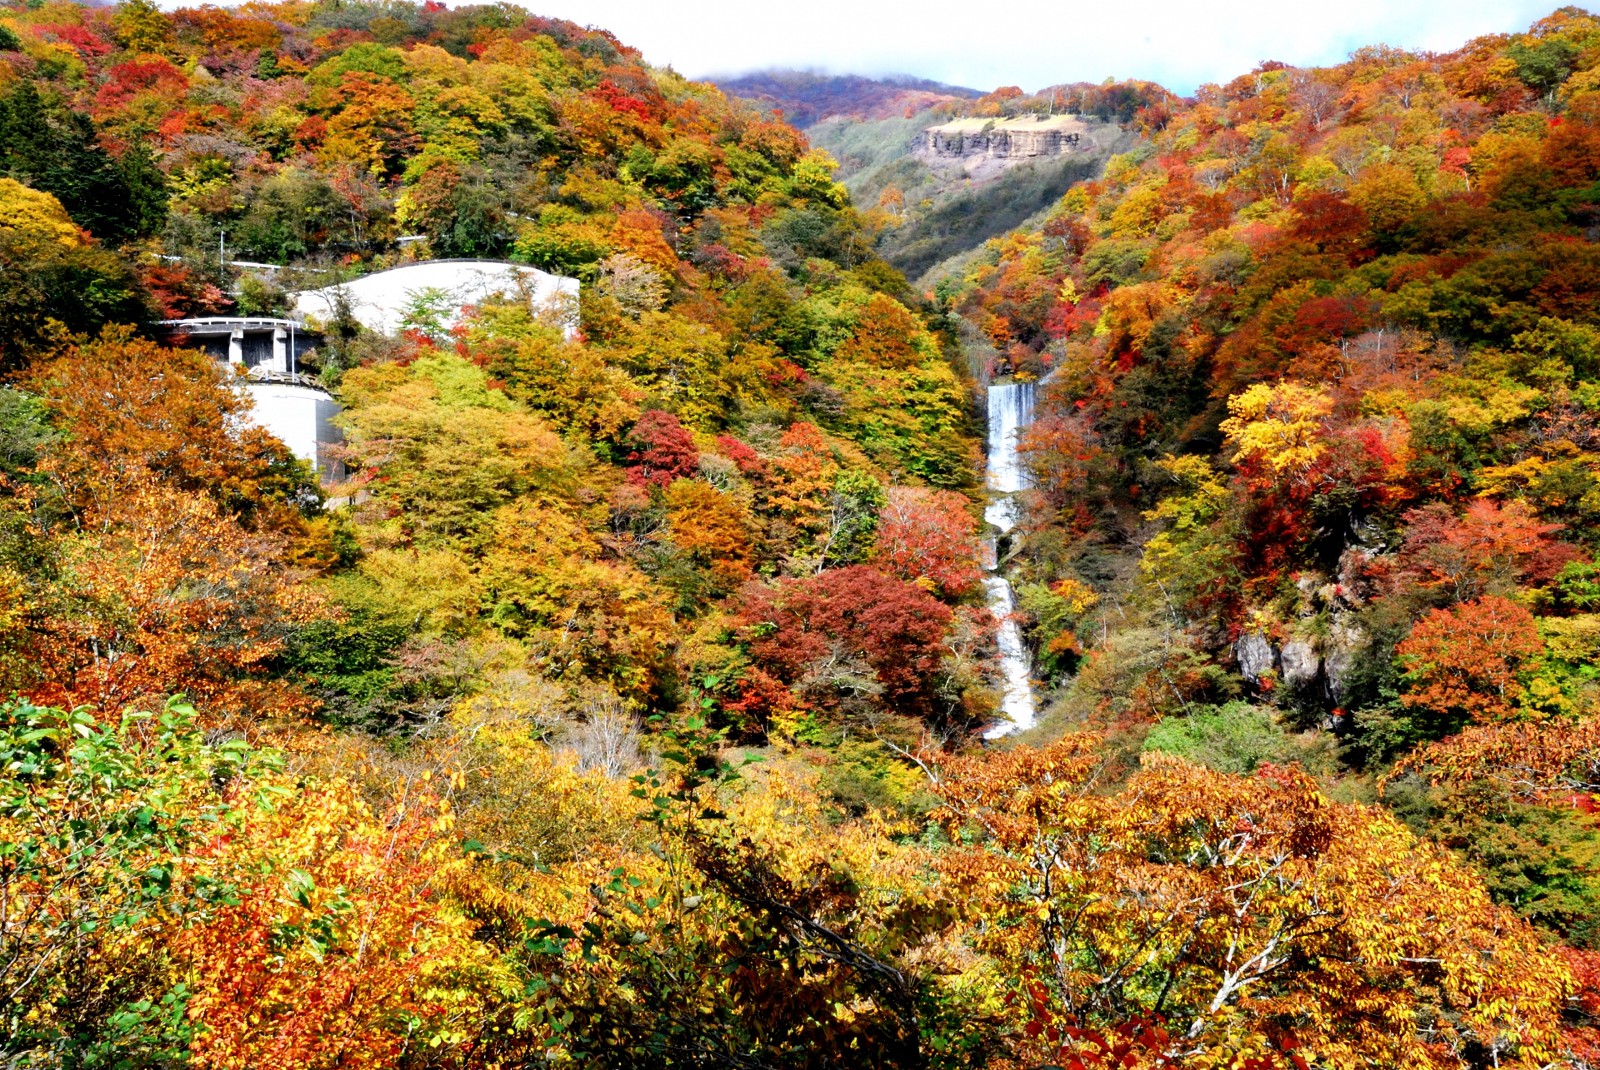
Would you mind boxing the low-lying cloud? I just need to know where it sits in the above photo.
[533,0,1564,95]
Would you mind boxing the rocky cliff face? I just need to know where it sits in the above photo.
[1234,520,1394,724]
[920,127,1076,158]
[916,117,1100,162]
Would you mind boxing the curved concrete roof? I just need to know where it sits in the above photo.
[292,260,578,336]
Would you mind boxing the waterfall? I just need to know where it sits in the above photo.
[987,382,1035,497]
[983,381,1038,738]
[984,382,1034,534]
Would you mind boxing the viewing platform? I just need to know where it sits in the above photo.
[158,260,582,484]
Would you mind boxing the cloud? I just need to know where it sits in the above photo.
[530,0,1560,94]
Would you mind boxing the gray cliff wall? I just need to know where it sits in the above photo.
[914,118,1103,161]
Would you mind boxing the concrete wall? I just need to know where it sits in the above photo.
[293,260,580,338]
[244,381,343,481]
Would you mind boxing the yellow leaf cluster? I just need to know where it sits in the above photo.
[0,177,83,246]
[1221,380,1334,476]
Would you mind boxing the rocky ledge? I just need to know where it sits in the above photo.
[917,115,1099,160]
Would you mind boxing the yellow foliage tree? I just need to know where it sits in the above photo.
[0,177,82,246]
[1220,380,1335,480]
[934,738,1570,1068]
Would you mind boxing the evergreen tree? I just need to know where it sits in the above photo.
[0,84,167,246]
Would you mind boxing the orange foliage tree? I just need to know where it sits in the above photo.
[837,293,927,370]
[1389,716,1600,805]
[180,777,496,1068]
[1398,595,1545,730]
[934,737,1570,1068]
[665,477,755,590]
[23,475,325,718]
[21,331,322,537]
[8,332,329,718]
[0,696,501,1067]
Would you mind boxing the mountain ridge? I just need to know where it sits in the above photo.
[713,68,983,127]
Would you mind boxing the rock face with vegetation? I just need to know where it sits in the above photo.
[918,114,1104,161]
[2,1,1600,1068]
[791,84,1154,283]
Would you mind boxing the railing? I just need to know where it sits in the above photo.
[240,368,327,390]
[158,317,312,332]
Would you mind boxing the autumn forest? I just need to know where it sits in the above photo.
[2,1,1600,1067]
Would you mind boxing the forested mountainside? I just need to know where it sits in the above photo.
[792,81,1164,283]
[957,0,1600,1027]
[1,1,1600,1068]
[957,6,1600,722]
[712,70,982,128]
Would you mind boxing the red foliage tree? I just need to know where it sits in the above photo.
[1288,192,1372,260]
[94,58,191,114]
[1395,499,1579,602]
[735,566,953,719]
[1042,214,1091,258]
[873,487,982,599]
[715,434,765,476]
[1562,947,1600,1063]
[625,409,699,487]
[1018,395,1109,533]
[142,262,232,319]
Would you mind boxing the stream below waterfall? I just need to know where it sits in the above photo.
[983,381,1038,739]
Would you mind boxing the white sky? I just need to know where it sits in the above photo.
[535,0,1564,94]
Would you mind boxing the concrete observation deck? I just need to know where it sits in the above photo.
[160,260,581,484]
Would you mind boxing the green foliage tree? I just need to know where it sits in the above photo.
[0,697,271,1063]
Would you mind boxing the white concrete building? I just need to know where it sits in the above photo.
[242,380,343,479]
[159,261,580,484]
[160,317,342,482]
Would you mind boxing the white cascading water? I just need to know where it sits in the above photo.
[983,381,1038,738]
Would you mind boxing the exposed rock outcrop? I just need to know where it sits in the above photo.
[1232,515,1397,712]
[1324,621,1366,702]
[1234,591,1371,710]
[1279,640,1320,690]
[916,115,1102,163]
[1236,632,1275,682]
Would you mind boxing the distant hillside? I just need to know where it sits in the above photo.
[806,88,1145,285]
[713,70,981,127]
